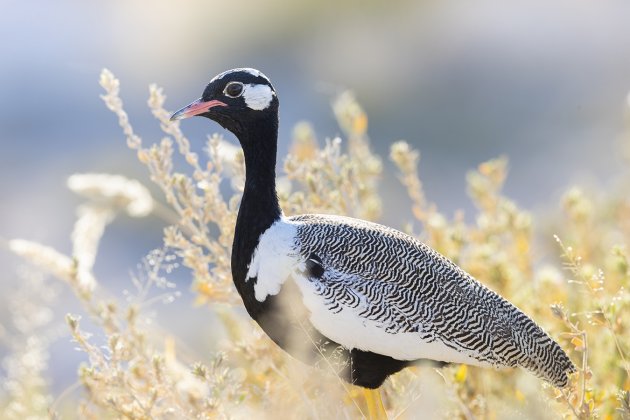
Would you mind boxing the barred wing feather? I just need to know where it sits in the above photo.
[289,214,575,388]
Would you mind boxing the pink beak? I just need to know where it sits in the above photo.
[170,98,228,121]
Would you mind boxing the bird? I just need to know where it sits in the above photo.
[170,68,576,394]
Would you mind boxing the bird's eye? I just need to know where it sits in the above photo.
[224,82,244,98]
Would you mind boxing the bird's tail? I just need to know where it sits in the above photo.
[507,314,576,388]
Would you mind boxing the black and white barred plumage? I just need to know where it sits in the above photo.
[248,214,575,388]
[171,67,576,389]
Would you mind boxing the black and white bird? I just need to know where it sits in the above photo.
[171,68,575,390]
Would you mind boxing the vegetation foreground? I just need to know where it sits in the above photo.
[2,70,629,419]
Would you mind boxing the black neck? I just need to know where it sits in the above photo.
[231,115,282,315]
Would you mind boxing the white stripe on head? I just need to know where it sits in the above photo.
[211,68,270,83]
[242,84,275,110]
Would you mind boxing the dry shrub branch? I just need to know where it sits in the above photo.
[2,70,629,419]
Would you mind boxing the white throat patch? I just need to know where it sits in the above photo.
[243,84,275,111]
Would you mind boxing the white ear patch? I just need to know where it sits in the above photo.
[243,84,275,111]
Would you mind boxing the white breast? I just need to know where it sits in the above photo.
[246,218,302,302]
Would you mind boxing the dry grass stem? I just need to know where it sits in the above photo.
[2,69,629,419]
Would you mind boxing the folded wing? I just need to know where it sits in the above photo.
[289,214,575,388]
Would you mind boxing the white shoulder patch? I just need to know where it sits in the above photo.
[246,218,301,302]
[243,84,275,110]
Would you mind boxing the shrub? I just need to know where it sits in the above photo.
[2,69,628,419]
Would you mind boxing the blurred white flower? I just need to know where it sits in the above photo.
[8,239,75,284]
[67,173,154,217]
[210,138,245,192]
[536,265,564,286]
[214,137,241,167]
[71,204,115,293]
[72,205,114,269]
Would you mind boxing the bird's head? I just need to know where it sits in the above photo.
[170,68,278,137]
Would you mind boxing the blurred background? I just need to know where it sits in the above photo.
[2,0,630,401]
